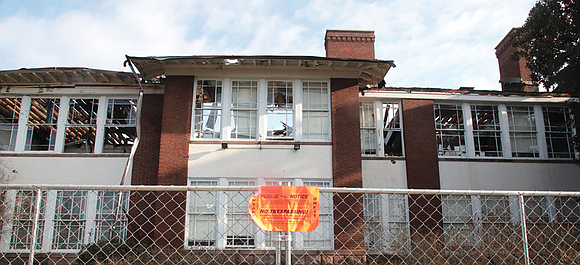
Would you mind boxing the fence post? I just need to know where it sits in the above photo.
[518,194,530,265]
[28,188,43,265]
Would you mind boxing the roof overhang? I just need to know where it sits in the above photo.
[125,55,395,86]
[0,67,137,86]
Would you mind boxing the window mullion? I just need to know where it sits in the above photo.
[533,105,549,159]
[42,191,56,252]
[376,100,385,156]
[222,78,232,141]
[14,96,31,152]
[462,103,476,158]
[93,96,107,154]
[216,178,228,249]
[54,97,69,153]
[258,79,267,141]
[84,191,98,245]
[293,79,303,142]
[498,104,511,158]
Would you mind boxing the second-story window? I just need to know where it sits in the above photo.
[434,103,466,157]
[65,98,99,153]
[543,106,575,158]
[0,98,21,151]
[471,105,503,157]
[360,102,377,155]
[192,79,330,142]
[193,80,222,139]
[383,103,403,156]
[507,106,539,158]
[26,98,60,151]
[302,81,330,140]
[231,81,258,139]
[359,101,403,157]
[267,81,293,139]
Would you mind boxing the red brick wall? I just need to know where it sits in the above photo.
[132,94,164,185]
[401,99,443,233]
[325,30,375,60]
[331,78,365,251]
[157,76,193,186]
[154,75,194,248]
[495,30,537,92]
[128,94,164,246]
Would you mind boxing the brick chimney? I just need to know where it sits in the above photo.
[324,30,375,59]
[495,28,538,92]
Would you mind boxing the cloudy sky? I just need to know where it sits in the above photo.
[0,0,537,90]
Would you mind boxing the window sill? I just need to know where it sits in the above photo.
[189,140,331,146]
[0,152,130,158]
[438,157,575,163]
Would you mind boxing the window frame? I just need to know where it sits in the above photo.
[0,190,128,253]
[184,178,334,250]
[429,102,576,160]
[0,96,137,154]
[358,100,404,157]
[190,78,331,143]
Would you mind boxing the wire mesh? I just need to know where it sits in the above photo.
[0,185,578,264]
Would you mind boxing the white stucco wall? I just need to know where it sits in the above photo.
[189,144,332,180]
[362,160,407,189]
[439,161,580,191]
[2,156,130,185]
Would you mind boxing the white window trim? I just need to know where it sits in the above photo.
[359,100,404,157]
[191,77,331,142]
[434,102,577,160]
[0,190,127,253]
[184,177,334,250]
[3,96,137,154]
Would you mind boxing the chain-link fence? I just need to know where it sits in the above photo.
[0,185,579,264]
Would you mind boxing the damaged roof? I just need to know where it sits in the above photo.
[0,67,137,86]
[125,55,395,86]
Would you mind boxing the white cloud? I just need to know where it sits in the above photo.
[0,0,537,90]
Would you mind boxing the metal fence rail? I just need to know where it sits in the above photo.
[0,185,579,264]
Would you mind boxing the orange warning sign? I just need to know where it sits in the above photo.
[249,186,319,232]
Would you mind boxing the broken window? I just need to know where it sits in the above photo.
[25,98,60,151]
[267,81,293,139]
[507,106,539,157]
[360,102,377,155]
[382,103,403,156]
[471,105,502,157]
[194,80,222,139]
[302,81,330,140]
[434,103,466,157]
[103,99,137,153]
[0,98,21,151]
[543,106,574,158]
[230,81,258,139]
[64,98,99,153]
